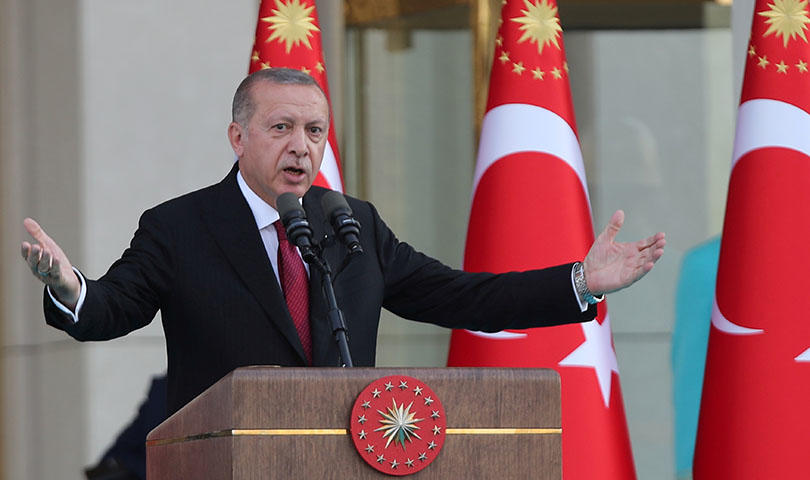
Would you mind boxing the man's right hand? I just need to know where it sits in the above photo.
[21,218,81,311]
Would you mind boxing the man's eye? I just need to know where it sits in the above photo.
[309,126,323,135]
[272,124,288,131]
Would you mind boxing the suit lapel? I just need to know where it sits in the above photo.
[200,165,308,364]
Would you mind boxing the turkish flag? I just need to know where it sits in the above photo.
[248,0,343,192]
[693,1,810,478]
[446,1,636,478]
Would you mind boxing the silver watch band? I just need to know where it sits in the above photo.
[574,262,605,305]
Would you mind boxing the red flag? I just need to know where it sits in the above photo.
[248,0,343,191]
[446,1,636,478]
[694,1,810,477]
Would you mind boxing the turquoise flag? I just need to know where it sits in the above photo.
[671,237,719,479]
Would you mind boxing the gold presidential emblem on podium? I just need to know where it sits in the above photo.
[350,375,446,476]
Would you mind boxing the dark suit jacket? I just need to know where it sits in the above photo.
[45,165,595,414]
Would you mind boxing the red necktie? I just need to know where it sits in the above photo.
[274,221,312,364]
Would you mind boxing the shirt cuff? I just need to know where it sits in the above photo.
[46,267,87,324]
[570,264,589,312]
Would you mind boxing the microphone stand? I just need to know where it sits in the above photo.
[306,251,354,368]
[278,192,353,367]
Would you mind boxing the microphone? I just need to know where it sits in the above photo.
[321,191,363,256]
[276,192,317,263]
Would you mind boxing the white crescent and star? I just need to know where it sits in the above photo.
[711,297,764,336]
[713,298,810,365]
[724,98,810,361]
[465,330,527,340]
[471,103,589,209]
[558,315,619,408]
[467,316,624,408]
[465,102,589,343]
[319,142,342,192]
[732,99,810,169]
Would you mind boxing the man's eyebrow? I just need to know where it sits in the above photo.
[264,113,294,123]
[264,111,326,122]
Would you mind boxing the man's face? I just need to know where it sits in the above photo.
[228,81,329,208]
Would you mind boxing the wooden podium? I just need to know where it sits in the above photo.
[146,367,562,479]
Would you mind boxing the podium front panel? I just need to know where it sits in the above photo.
[147,367,562,479]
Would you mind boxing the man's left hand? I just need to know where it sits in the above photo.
[583,210,666,295]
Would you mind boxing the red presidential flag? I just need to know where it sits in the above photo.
[694,1,810,477]
[446,1,636,478]
[248,0,343,191]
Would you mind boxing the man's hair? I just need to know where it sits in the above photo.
[231,68,327,126]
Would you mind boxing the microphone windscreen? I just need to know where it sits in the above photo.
[321,190,352,217]
[276,192,304,218]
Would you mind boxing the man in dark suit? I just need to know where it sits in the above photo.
[21,68,666,414]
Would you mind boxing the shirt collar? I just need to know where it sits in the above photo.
[236,170,279,230]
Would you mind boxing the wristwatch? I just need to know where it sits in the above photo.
[573,262,605,305]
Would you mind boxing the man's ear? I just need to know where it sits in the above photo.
[227,122,245,157]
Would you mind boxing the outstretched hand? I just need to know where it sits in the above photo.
[583,210,666,295]
[20,218,81,310]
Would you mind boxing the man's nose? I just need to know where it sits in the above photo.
[288,127,308,157]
